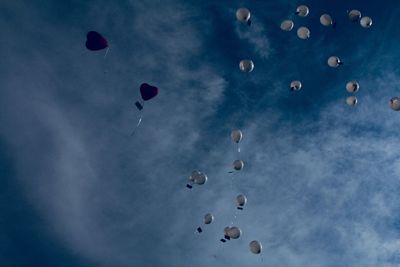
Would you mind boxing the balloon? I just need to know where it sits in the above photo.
[348,10,361,22]
[204,213,214,224]
[85,31,108,51]
[233,160,244,171]
[320,14,334,27]
[327,56,342,68]
[296,5,309,17]
[140,83,158,101]
[227,227,241,239]
[236,194,247,207]
[346,81,360,93]
[195,173,207,185]
[280,20,294,31]
[239,60,254,73]
[236,8,251,25]
[297,27,310,39]
[249,240,262,254]
[131,83,159,135]
[389,97,400,111]
[360,16,372,28]
[189,170,207,185]
[346,96,357,106]
[290,80,302,91]
[231,129,243,143]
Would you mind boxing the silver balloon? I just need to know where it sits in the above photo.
[231,129,243,143]
[327,56,342,68]
[290,80,302,91]
[195,173,207,185]
[346,81,360,93]
[239,60,254,73]
[296,5,309,17]
[297,26,310,39]
[204,213,214,224]
[227,227,241,239]
[236,194,247,207]
[236,8,251,23]
[348,10,361,22]
[189,170,207,185]
[389,97,400,111]
[249,240,262,254]
[360,16,372,28]
[233,160,244,171]
[280,20,294,31]
[346,96,357,106]
[320,14,333,27]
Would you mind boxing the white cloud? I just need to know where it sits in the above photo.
[235,18,272,59]
[2,1,400,267]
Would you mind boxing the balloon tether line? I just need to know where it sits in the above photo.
[229,168,238,226]
[130,101,144,136]
[104,47,109,58]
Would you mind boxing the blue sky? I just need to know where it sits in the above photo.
[1,0,400,266]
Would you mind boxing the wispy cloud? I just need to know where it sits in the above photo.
[235,18,272,59]
[2,1,400,267]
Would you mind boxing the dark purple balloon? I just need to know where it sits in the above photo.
[85,31,108,51]
[140,83,158,101]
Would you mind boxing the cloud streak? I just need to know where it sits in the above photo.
[2,1,400,267]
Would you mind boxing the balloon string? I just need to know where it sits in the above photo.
[232,209,238,225]
[130,116,143,136]
[104,47,109,58]
[230,174,235,226]
[130,101,145,136]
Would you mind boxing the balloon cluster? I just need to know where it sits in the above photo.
[190,6,263,258]
[277,5,400,107]
[81,3,399,264]
[186,127,262,255]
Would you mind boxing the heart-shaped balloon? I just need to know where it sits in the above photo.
[85,31,108,51]
[140,83,159,101]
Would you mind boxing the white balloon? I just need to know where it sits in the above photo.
[360,16,372,28]
[239,60,254,73]
[389,97,400,111]
[195,173,207,185]
[249,240,262,254]
[280,20,294,31]
[236,8,251,23]
[290,80,302,91]
[346,81,360,93]
[227,227,241,239]
[236,194,247,207]
[296,5,309,17]
[231,129,243,143]
[233,160,244,171]
[204,213,214,224]
[346,96,357,106]
[348,10,361,22]
[189,171,207,185]
[320,14,333,26]
[297,26,310,39]
[327,56,342,68]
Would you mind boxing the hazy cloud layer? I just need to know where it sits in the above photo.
[1,1,400,267]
